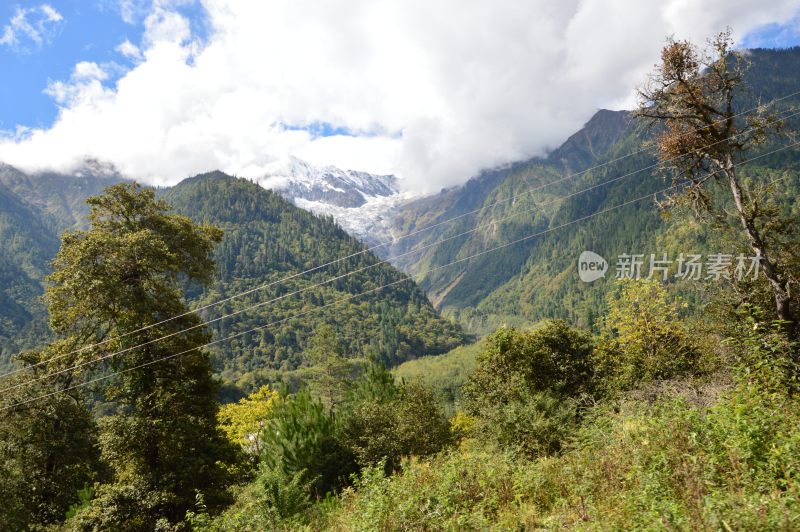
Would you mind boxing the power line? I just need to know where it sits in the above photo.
[5,112,798,395]
[4,89,798,381]
[4,140,797,411]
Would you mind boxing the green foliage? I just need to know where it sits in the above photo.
[463,321,594,406]
[65,483,95,520]
[346,362,399,405]
[461,321,591,456]
[305,324,354,407]
[726,304,800,392]
[322,446,536,530]
[478,390,580,456]
[45,183,236,528]
[260,389,356,497]
[0,381,102,530]
[593,279,706,394]
[342,381,453,473]
[393,340,482,409]
[187,467,313,531]
[255,466,313,524]
[66,479,183,531]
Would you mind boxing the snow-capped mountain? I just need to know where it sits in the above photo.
[255,157,413,248]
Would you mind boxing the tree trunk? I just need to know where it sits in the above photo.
[724,156,795,333]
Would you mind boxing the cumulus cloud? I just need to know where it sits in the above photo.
[44,62,111,106]
[0,4,63,50]
[1,0,800,192]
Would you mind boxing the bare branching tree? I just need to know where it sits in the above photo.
[636,30,797,335]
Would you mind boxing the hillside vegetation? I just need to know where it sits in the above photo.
[0,37,799,531]
[162,173,465,395]
[391,47,800,335]
[0,171,466,395]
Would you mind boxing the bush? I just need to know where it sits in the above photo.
[473,389,579,456]
[461,321,591,455]
[594,279,706,394]
[186,467,312,531]
[462,321,594,407]
[66,480,180,531]
[343,381,453,473]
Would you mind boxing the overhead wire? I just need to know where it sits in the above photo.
[4,109,799,395]
[3,89,798,380]
[3,139,798,411]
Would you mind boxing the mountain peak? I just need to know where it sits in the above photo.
[546,109,631,174]
[253,157,407,247]
[257,157,399,208]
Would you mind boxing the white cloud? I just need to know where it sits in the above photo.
[1,0,800,192]
[44,62,111,106]
[0,4,63,50]
[143,4,192,46]
[116,39,142,60]
[117,0,152,25]
[119,0,139,24]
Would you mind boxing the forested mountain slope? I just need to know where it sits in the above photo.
[0,169,464,390]
[0,182,60,357]
[389,47,800,334]
[161,173,465,393]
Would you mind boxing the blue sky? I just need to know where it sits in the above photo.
[739,10,800,49]
[0,1,207,131]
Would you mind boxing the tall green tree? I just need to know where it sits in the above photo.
[306,324,352,407]
[43,183,235,529]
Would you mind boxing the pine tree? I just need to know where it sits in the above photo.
[306,324,352,407]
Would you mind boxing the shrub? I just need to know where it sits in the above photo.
[462,321,594,408]
[460,321,591,455]
[186,467,312,531]
[473,389,579,456]
[594,279,706,394]
[343,381,453,473]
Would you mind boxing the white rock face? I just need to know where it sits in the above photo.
[255,156,414,249]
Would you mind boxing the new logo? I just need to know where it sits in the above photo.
[578,251,607,283]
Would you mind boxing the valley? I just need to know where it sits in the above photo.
[1,32,800,529]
